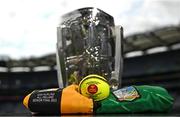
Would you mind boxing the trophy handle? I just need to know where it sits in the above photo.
[113,26,123,89]
[56,27,66,88]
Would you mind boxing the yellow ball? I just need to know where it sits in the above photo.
[79,74,110,101]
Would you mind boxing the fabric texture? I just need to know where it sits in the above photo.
[23,85,93,114]
[23,85,174,114]
[95,85,174,114]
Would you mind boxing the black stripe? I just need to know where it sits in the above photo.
[93,101,101,114]
[28,88,62,115]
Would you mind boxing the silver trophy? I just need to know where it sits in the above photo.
[56,7,123,90]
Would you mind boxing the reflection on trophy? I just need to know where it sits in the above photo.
[56,7,123,90]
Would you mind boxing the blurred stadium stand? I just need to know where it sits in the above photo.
[0,25,180,115]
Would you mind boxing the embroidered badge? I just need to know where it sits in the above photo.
[113,86,140,101]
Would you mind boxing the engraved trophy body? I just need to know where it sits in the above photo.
[56,7,123,90]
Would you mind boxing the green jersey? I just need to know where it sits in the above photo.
[95,85,174,114]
